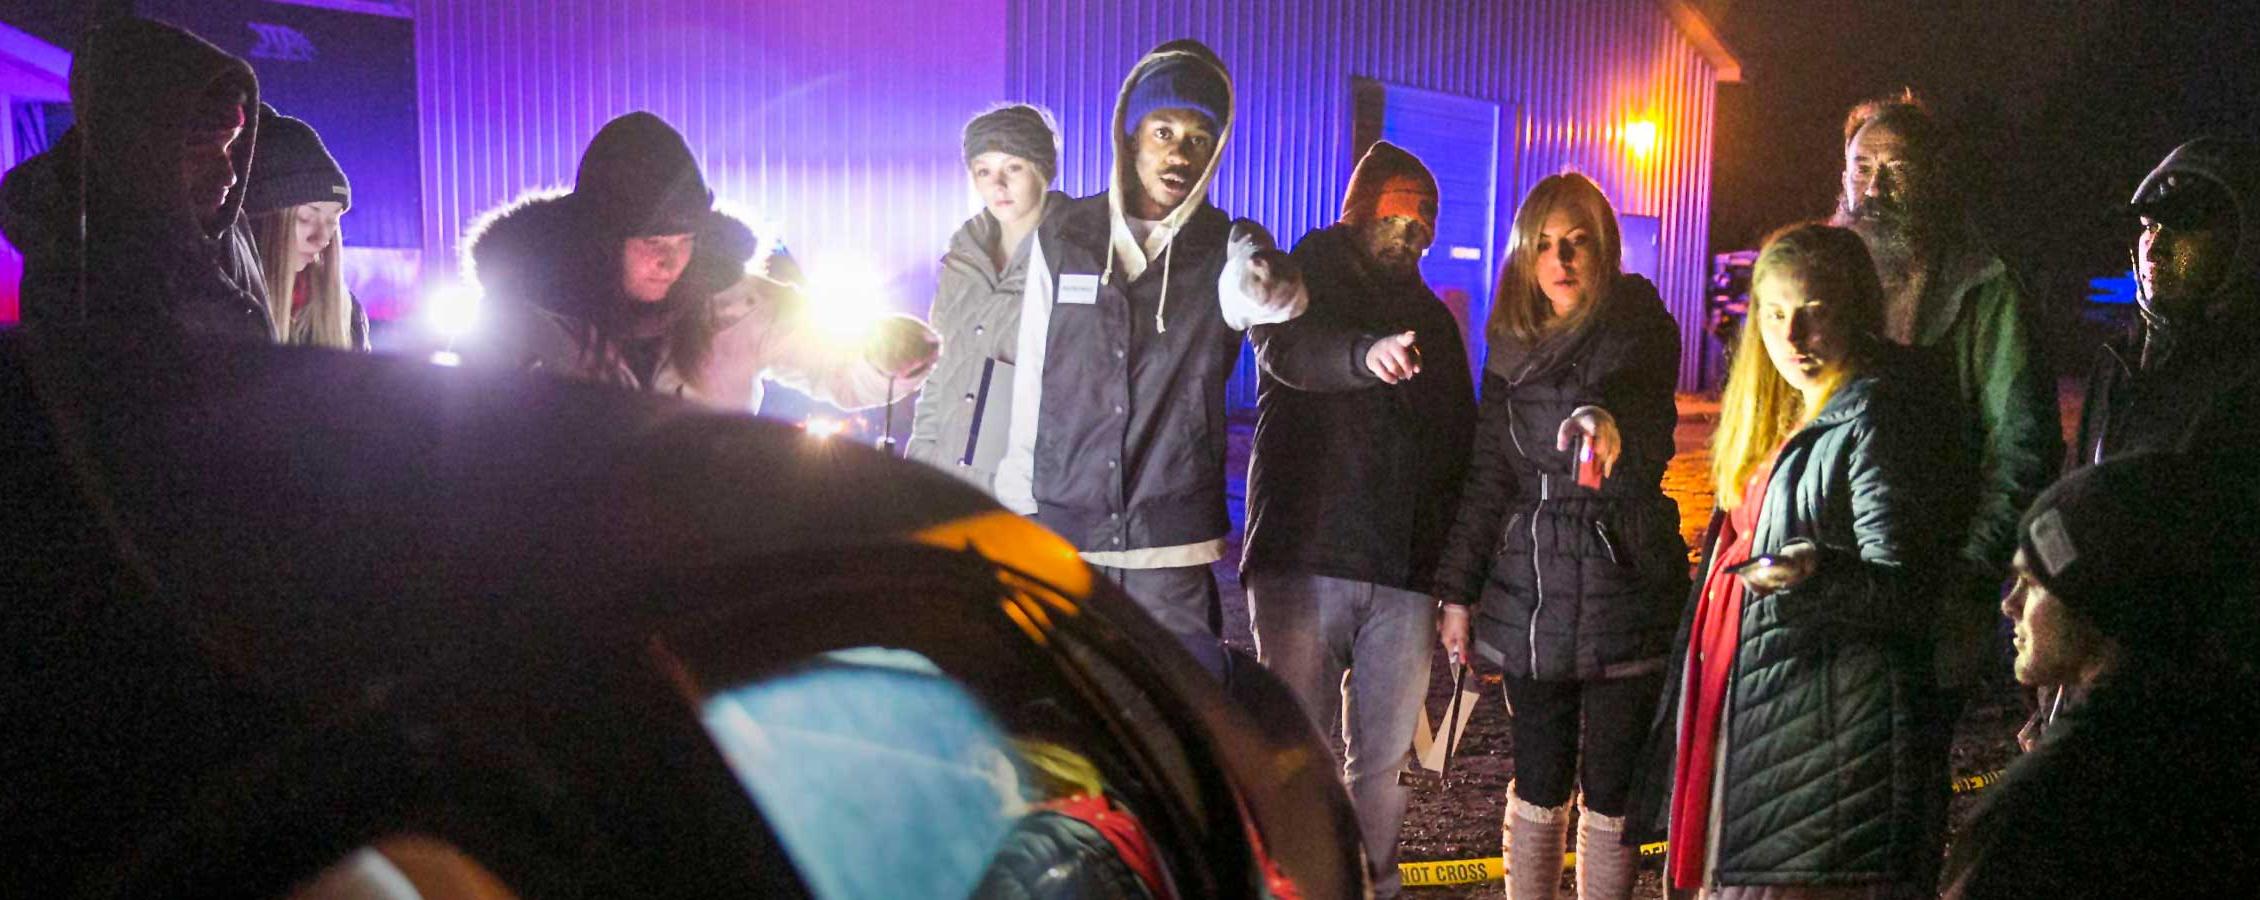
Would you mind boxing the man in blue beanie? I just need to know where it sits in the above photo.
[993,39,1316,669]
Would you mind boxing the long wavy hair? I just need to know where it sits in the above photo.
[1489,172,1622,347]
[252,205,354,348]
[1710,223,1885,509]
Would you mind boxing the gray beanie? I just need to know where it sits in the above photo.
[2018,452,2260,651]
[246,104,350,214]
[962,104,1059,183]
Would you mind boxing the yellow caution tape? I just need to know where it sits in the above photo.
[1399,767,2010,887]
[1952,768,2007,793]
[1397,856,1503,888]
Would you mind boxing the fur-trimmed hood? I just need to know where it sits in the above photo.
[460,190,760,322]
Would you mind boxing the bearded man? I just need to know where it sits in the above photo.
[1831,91,2064,892]
[1832,93,2062,685]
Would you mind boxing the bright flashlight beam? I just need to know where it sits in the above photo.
[426,282,484,341]
[799,256,893,351]
[1625,120,1658,159]
[803,416,848,439]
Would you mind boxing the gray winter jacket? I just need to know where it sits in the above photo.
[906,192,1069,488]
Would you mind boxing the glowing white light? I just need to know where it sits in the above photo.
[1449,246,1483,261]
[425,282,483,339]
[802,416,848,439]
[799,255,893,351]
[1624,120,1658,160]
[428,350,462,367]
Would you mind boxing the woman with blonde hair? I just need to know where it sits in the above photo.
[1432,172,1687,900]
[245,105,367,349]
[1630,222,1966,899]
[905,103,1069,489]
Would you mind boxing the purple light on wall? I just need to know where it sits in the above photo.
[414,0,1011,323]
[411,0,1730,393]
[0,19,71,326]
[1005,0,1732,393]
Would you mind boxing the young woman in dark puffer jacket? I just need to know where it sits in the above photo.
[1431,172,1688,900]
[1630,223,1967,899]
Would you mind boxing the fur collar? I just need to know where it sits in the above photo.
[461,190,760,321]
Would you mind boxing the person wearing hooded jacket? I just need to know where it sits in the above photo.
[992,40,1309,664]
[458,111,938,413]
[2073,137,2260,469]
[905,104,1071,490]
[0,17,271,342]
[1238,141,1473,899]
[2011,138,2260,752]
[1429,173,1688,900]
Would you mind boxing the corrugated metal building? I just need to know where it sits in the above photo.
[0,2,1736,394]
[412,0,1738,397]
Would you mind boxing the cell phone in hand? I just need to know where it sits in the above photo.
[1725,554,1783,576]
[1574,433,1605,489]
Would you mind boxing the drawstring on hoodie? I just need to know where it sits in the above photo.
[1156,240,1174,333]
[1098,231,1175,334]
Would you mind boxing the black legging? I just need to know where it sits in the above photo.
[1503,672,1665,816]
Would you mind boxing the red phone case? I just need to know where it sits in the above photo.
[1575,433,1605,489]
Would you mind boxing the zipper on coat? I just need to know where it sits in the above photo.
[1529,491,1546,676]
[1503,388,1545,675]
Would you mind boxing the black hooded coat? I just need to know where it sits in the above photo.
[0,18,270,341]
[456,112,760,393]
[1241,223,1476,594]
[1429,275,1689,681]
[2074,137,2260,469]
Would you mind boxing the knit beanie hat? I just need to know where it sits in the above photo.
[573,111,714,238]
[2017,452,2260,650]
[245,104,350,214]
[963,104,1060,183]
[1340,140,1439,229]
[1121,51,1227,137]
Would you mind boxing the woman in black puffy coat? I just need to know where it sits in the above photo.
[1431,172,1687,900]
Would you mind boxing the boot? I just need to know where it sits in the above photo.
[1503,786,1569,900]
[1574,804,1639,900]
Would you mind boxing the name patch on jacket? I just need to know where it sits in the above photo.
[1057,273,1101,305]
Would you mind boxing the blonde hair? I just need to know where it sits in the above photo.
[253,206,355,349]
[1489,172,1621,346]
[1710,223,1884,509]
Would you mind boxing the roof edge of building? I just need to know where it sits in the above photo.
[1654,0,1744,83]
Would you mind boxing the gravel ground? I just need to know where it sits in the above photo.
[1217,395,2026,898]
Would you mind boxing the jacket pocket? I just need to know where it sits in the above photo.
[1495,512,1526,557]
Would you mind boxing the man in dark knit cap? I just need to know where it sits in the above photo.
[462,111,936,413]
[905,104,1070,492]
[994,39,1308,671]
[1943,452,2260,900]
[1,17,271,341]
[1241,140,1474,899]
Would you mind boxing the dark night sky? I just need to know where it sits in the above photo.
[1702,0,2260,318]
